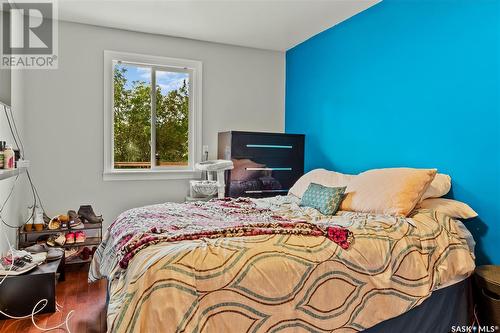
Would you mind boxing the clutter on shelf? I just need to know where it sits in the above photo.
[0,249,40,276]
[24,205,103,232]
[18,205,103,266]
[0,140,23,170]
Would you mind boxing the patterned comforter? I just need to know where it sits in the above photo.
[89,196,475,333]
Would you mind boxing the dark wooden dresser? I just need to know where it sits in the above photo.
[218,131,305,198]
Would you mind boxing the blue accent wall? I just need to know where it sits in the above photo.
[285,0,500,264]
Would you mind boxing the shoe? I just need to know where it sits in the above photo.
[36,235,50,244]
[32,206,45,225]
[75,231,86,243]
[67,210,82,228]
[64,247,78,259]
[47,248,64,261]
[59,214,69,223]
[54,233,66,246]
[71,223,84,230]
[79,247,91,261]
[31,252,47,264]
[65,232,75,245]
[25,243,50,253]
[48,216,61,230]
[47,233,63,247]
[46,236,55,247]
[78,205,103,224]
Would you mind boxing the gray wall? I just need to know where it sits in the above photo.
[0,10,19,255]
[21,21,285,227]
[0,15,13,254]
[0,68,10,106]
[0,115,18,256]
[0,78,14,255]
[0,11,11,105]
[0,70,26,255]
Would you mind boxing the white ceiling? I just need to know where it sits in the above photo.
[56,0,380,51]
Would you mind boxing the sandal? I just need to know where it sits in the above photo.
[48,217,61,230]
[64,247,79,259]
[47,233,65,247]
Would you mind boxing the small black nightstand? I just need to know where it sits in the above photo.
[0,258,65,319]
[474,265,500,326]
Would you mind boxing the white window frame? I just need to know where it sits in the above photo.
[103,50,202,181]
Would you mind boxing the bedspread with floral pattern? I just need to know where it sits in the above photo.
[89,196,475,333]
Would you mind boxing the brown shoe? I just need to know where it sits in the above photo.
[77,205,103,224]
[67,210,82,228]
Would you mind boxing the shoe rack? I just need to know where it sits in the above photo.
[17,222,103,265]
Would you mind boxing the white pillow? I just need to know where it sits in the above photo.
[416,198,478,219]
[289,169,354,198]
[421,173,451,201]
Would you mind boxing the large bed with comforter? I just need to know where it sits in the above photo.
[89,191,475,332]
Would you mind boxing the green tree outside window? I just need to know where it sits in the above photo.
[113,65,190,169]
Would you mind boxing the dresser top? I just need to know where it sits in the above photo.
[219,131,305,138]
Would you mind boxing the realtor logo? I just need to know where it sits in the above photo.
[1,0,58,69]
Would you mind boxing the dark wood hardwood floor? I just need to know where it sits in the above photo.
[0,264,107,333]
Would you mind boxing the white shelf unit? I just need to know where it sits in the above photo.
[0,167,27,181]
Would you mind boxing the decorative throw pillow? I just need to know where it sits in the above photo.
[340,168,437,216]
[289,169,354,198]
[300,183,346,215]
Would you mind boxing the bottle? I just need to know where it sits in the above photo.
[3,145,15,169]
[0,141,5,169]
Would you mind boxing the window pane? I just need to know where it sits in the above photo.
[155,70,190,167]
[113,63,152,169]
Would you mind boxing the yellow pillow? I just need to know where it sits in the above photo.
[416,198,478,219]
[340,168,437,216]
[420,173,452,201]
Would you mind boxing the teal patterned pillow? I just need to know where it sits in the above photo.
[299,183,346,215]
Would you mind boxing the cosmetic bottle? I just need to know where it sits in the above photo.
[3,145,15,169]
[0,141,5,169]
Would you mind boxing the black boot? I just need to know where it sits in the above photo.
[78,205,103,224]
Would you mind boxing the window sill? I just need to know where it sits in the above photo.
[103,169,202,181]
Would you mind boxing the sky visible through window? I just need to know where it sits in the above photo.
[117,63,188,94]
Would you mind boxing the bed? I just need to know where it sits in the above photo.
[89,194,475,333]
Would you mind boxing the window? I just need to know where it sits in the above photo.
[104,51,202,180]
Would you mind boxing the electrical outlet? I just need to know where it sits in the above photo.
[201,145,208,161]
